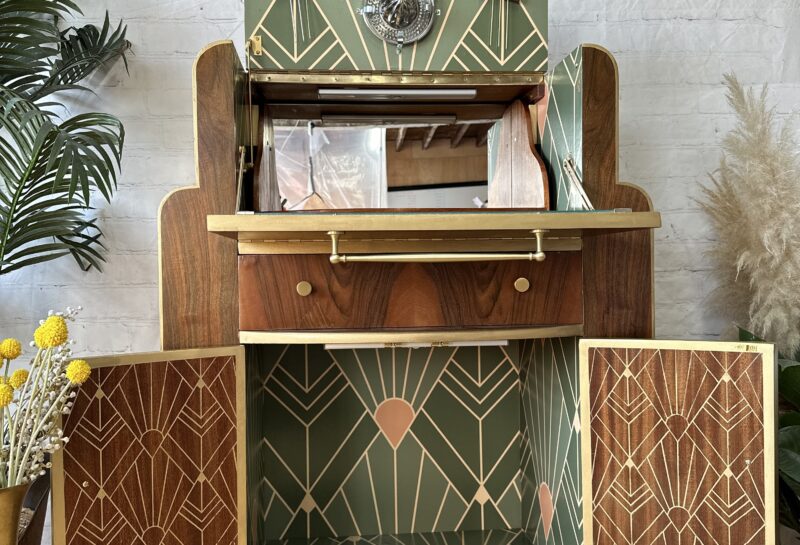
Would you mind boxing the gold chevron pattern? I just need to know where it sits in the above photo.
[60,355,241,545]
[247,0,547,72]
[520,338,583,545]
[246,344,522,542]
[583,343,774,545]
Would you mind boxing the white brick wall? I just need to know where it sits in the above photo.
[4,0,799,355]
[0,1,798,541]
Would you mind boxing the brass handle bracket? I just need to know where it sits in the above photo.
[328,230,547,264]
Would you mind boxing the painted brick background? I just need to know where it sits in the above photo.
[0,1,798,540]
[3,1,800,358]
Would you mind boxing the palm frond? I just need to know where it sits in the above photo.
[0,0,76,92]
[0,1,129,101]
[0,87,122,275]
[32,13,130,101]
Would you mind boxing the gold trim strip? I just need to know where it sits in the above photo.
[250,70,544,86]
[84,345,244,368]
[208,211,662,238]
[240,325,583,345]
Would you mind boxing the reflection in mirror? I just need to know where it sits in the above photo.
[269,120,493,211]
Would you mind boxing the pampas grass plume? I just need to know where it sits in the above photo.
[700,74,800,356]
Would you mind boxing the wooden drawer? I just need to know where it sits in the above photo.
[239,253,582,331]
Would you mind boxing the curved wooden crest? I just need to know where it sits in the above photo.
[158,41,243,349]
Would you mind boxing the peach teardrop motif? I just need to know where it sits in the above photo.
[374,399,415,448]
[539,482,554,539]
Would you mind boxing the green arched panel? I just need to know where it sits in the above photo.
[538,46,588,210]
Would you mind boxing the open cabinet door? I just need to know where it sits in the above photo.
[51,346,246,545]
[580,340,776,545]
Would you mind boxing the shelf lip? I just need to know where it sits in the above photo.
[249,70,544,86]
[208,211,661,239]
[240,325,584,345]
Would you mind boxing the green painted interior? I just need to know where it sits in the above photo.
[538,47,588,210]
[245,0,547,72]
[245,339,583,545]
[519,338,582,545]
[265,528,526,545]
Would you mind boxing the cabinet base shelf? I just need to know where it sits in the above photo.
[265,529,528,545]
[240,325,584,345]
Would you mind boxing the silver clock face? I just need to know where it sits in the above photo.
[361,0,435,47]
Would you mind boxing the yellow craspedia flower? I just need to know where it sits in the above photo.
[34,315,68,348]
[9,369,28,390]
[65,359,91,385]
[0,338,21,360]
[0,383,13,408]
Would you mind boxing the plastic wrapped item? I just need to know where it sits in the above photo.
[274,123,387,210]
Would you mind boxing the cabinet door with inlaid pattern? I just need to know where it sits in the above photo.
[52,347,246,545]
[580,340,776,545]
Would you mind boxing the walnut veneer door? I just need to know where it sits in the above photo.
[580,340,776,545]
[52,346,246,545]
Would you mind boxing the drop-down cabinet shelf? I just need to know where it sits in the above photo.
[207,210,661,241]
[205,210,661,340]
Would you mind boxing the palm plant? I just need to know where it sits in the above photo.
[0,0,129,275]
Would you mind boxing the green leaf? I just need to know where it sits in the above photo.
[0,87,122,275]
[781,366,800,411]
[780,448,800,484]
[781,413,800,428]
[738,326,764,343]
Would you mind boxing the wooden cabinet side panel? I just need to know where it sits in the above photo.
[580,341,776,545]
[159,41,242,350]
[53,348,245,545]
[580,46,654,338]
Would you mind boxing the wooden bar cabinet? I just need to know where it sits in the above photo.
[51,2,776,545]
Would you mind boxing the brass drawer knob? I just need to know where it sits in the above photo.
[296,281,313,297]
[514,277,530,293]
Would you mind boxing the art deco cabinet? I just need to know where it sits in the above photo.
[52,2,777,545]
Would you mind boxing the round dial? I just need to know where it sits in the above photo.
[362,0,435,48]
[383,0,419,29]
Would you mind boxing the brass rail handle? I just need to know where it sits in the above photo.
[328,230,547,264]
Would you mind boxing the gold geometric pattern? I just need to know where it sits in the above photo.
[519,337,583,545]
[57,353,243,545]
[247,0,547,72]
[539,47,587,210]
[580,341,775,545]
[246,344,521,541]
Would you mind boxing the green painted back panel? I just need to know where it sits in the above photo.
[246,0,547,72]
[247,344,522,541]
[538,47,588,210]
[519,337,582,545]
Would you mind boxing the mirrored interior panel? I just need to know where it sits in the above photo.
[262,120,493,211]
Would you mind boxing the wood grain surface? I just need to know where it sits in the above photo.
[580,46,654,338]
[488,100,549,209]
[584,343,773,545]
[159,41,242,349]
[238,253,582,330]
[58,352,243,545]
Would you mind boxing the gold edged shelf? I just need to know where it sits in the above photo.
[240,325,584,345]
[208,210,662,241]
